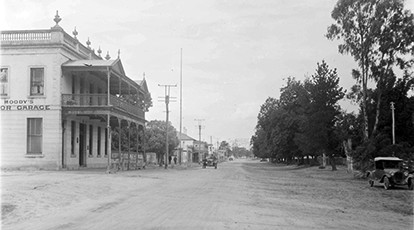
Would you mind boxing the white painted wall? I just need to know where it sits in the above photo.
[1,31,144,170]
[0,48,63,169]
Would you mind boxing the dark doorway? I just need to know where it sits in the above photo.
[193,152,199,163]
[79,123,87,167]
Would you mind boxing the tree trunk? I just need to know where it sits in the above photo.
[361,74,370,141]
[343,139,353,173]
[359,42,370,142]
[330,154,337,171]
[372,79,383,137]
[322,153,327,168]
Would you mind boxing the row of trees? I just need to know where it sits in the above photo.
[251,0,414,170]
[232,146,253,158]
[110,120,179,165]
[144,120,179,164]
[251,61,346,169]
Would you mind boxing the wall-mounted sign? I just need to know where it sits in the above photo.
[1,99,51,111]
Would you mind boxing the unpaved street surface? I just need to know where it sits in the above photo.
[1,159,413,230]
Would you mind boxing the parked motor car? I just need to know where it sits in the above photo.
[228,156,234,161]
[202,155,218,169]
[260,158,268,162]
[366,157,413,190]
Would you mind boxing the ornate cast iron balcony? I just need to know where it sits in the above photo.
[62,94,144,118]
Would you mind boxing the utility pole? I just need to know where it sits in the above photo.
[390,102,395,145]
[179,48,183,165]
[194,119,205,161]
[159,84,177,169]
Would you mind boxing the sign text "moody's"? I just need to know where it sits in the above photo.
[3,99,34,104]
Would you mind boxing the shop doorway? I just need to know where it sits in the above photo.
[193,152,199,163]
[79,123,87,166]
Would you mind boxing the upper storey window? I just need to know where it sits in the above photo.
[0,68,8,97]
[30,68,44,96]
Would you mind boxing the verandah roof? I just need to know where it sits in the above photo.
[62,58,148,95]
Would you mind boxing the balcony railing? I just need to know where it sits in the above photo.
[1,30,100,60]
[62,94,144,118]
[1,30,51,41]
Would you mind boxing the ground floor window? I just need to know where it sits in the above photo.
[27,118,42,154]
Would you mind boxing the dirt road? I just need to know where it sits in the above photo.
[1,159,413,230]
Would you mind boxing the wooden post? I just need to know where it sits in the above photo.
[106,115,111,171]
[106,67,112,172]
[127,121,131,170]
[118,118,122,170]
[142,124,146,169]
[136,124,139,170]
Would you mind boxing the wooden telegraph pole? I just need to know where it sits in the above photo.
[194,119,205,161]
[390,102,395,145]
[159,84,177,169]
[179,48,183,165]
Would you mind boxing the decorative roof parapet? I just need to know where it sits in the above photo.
[97,46,102,57]
[1,11,103,60]
[86,37,91,49]
[72,27,78,40]
[51,10,63,31]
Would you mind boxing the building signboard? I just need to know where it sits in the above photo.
[1,99,51,111]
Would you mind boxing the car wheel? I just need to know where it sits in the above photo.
[408,179,413,190]
[369,180,374,187]
[383,177,390,190]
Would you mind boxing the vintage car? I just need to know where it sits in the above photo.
[367,157,413,190]
[202,156,218,169]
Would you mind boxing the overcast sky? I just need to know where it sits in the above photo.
[2,0,413,147]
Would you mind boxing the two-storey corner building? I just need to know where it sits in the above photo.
[0,12,151,170]
[175,132,196,163]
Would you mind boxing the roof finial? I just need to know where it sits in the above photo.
[86,37,91,49]
[53,10,62,26]
[97,46,102,57]
[117,49,121,59]
[72,27,78,40]
[105,51,111,60]
[143,72,146,80]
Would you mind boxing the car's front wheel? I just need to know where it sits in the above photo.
[369,180,374,187]
[408,179,413,190]
[383,177,390,190]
